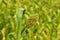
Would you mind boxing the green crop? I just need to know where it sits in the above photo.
[0,0,60,40]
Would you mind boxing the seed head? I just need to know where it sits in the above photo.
[25,14,38,28]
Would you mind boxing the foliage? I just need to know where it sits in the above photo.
[0,0,60,40]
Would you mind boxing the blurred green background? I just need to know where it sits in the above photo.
[0,0,60,40]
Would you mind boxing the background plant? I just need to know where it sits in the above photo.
[0,0,60,40]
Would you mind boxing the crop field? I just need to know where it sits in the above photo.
[0,0,60,40]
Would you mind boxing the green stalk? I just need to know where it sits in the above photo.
[16,8,25,40]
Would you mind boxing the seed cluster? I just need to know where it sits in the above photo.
[25,14,38,28]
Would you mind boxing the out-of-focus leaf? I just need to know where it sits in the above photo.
[0,31,3,40]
